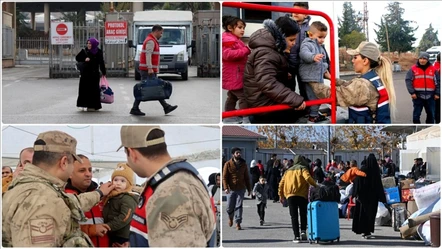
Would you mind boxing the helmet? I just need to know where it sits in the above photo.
[314,159,322,167]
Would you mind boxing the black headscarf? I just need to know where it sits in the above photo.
[353,153,386,203]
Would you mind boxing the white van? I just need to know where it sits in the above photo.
[426,46,441,64]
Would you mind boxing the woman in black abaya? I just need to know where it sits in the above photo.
[76,37,106,111]
[352,153,387,239]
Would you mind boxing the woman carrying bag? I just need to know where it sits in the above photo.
[76,37,106,112]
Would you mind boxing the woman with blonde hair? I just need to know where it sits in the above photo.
[344,41,396,123]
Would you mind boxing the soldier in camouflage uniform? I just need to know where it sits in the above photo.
[118,126,216,247]
[2,130,115,247]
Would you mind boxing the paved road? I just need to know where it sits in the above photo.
[222,72,432,124]
[2,66,220,124]
[221,197,425,247]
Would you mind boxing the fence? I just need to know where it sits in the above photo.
[16,37,49,64]
[2,27,14,59]
[195,20,220,77]
[15,23,129,78]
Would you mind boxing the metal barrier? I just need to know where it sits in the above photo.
[221,2,337,123]
[2,27,14,59]
[16,37,50,65]
[47,23,129,78]
[196,20,220,77]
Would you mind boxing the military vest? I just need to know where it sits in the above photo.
[129,161,217,247]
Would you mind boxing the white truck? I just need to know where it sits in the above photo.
[129,10,194,80]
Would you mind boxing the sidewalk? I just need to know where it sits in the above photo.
[221,197,425,247]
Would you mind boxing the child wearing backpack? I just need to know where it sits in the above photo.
[222,15,251,124]
[253,176,269,226]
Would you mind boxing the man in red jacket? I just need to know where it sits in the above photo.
[65,154,110,247]
[131,24,178,116]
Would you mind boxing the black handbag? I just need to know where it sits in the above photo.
[133,76,173,101]
[75,49,87,74]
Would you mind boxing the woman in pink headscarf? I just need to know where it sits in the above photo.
[75,37,106,111]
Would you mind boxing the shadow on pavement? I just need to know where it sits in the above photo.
[223,239,289,244]
[336,236,424,247]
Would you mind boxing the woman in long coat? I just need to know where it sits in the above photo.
[352,153,387,239]
[76,37,106,111]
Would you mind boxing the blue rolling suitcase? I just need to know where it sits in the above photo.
[307,201,340,243]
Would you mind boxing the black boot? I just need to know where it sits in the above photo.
[164,104,178,115]
[130,108,145,116]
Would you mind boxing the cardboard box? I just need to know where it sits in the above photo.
[382,177,396,189]
[407,200,418,215]
[401,189,414,202]
[400,179,415,189]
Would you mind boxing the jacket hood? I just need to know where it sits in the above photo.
[250,160,257,168]
[248,19,287,54]
[65,178,98,193]
[288,155,309,171]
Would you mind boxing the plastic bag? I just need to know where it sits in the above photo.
[100,76,114,104]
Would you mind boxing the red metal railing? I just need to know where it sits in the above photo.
[222,2,337,123]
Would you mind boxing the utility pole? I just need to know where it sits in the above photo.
[327,126,331,165]
[363,2,369,41]
[274,126,278,149]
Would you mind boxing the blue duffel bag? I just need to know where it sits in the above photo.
[133,77,173,101]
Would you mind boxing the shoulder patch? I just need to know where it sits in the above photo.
[160,212,188,230]
[29,218,55,244]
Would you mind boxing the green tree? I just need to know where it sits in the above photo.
[341,30,366,49]
[374,2,417,52]
[153,2,213,12]
[418,23,440,52]
[338,2,362,47]
[61,9,87,25]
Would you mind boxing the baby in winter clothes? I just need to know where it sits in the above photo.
[103,163,138,247]
[340,160,366,183]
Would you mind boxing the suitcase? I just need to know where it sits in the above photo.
[307,201,340,243]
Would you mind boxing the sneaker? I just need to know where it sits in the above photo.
[242,116,251,124]
[164,105,178,115]
[293,237,301,243]
[77,107,86,112]
[223,117,242,124]
[130,108,145,116]
[228,216,233,227]
[300,231,307,241]
[307,115,328,124]
[363,234,374,239]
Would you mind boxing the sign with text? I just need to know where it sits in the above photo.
[105,21,127,44]
[51,22,73,45]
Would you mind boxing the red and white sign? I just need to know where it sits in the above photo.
[51,22,73,45]
[105,21,127,44]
